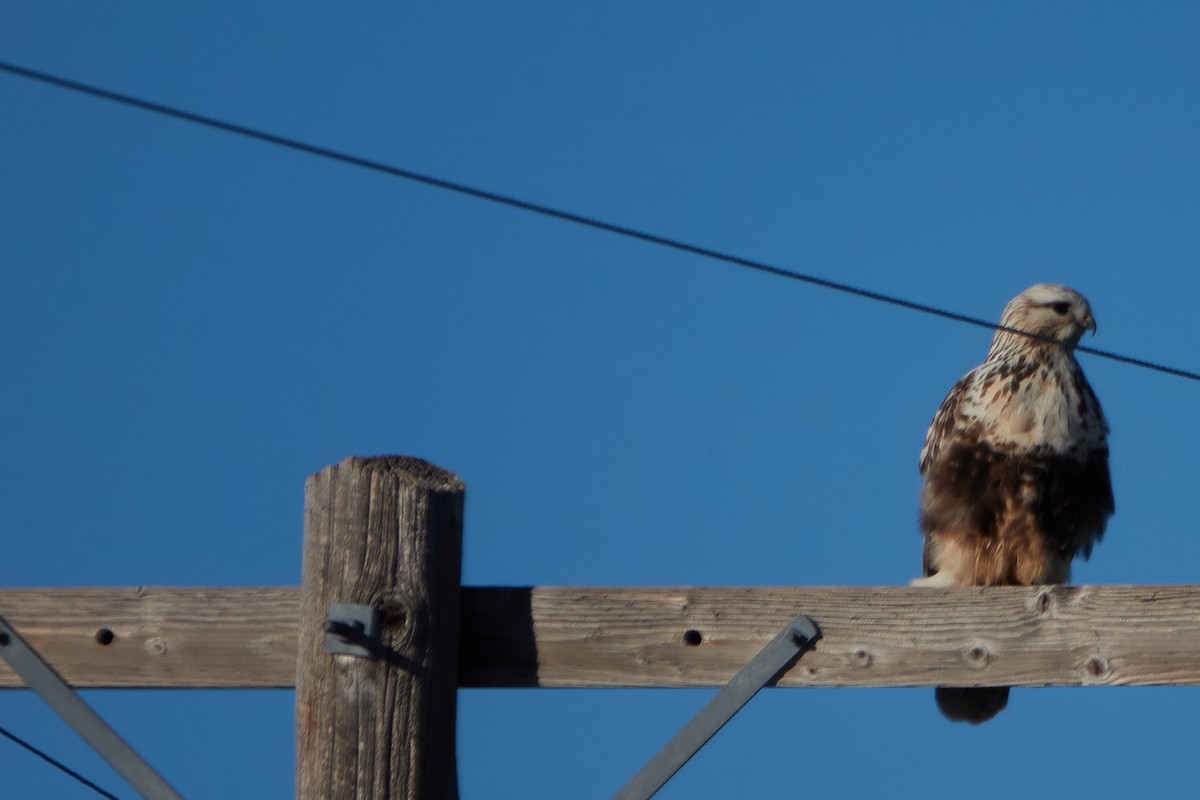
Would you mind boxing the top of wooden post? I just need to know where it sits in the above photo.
[328,455,464,492]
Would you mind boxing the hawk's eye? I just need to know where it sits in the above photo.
[1051,302,1070,315]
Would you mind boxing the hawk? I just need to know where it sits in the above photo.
[914,284,1114,723]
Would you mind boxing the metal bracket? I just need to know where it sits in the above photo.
[323,603,383,658]
[614,614,821,800]
[0,614,184,800]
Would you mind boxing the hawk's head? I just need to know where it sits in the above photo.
[999,284,1096,347]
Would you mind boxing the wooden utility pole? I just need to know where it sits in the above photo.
[295,456,465,800]
[6,455,1200,797]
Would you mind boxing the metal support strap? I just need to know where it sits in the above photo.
[614,614,820,800]
[0,614,184,800]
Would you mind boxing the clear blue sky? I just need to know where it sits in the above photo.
[4,3,1200,798]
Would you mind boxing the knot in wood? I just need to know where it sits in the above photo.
[377,592,421,653]
[144,637,168,656]
[1083,655,1111,682]
[851,647,873,667]
[1032,589,1056,616]
[964,643,993,668]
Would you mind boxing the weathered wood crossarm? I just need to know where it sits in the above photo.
[0,584,1198,690]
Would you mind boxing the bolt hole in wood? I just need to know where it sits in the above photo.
[682,629,703,646]
[95,628,115,645]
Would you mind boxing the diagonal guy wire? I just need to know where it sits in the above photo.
[0,723,122,800]
[1,60,1197,382]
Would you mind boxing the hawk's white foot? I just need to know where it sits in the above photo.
[910,572,958,588]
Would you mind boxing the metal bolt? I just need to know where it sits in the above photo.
[324,619,366,641]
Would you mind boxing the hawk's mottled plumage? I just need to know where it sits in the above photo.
[915,284,1114,723]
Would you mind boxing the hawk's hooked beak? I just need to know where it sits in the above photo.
[1084,312,1097,335]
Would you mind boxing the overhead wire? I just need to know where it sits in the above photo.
[0,722,122,800]
[1,59,1197,382]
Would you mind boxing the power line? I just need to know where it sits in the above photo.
[0,723,122,800]
[2,59,1197,383]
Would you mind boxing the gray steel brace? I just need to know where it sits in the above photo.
[614,614,820,800]
[0,614,184,800]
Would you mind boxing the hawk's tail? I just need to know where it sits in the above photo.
[935,686,1009,724]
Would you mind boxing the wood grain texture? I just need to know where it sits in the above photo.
[460,584,1200,689]
[0,586,297,688]
[3,585,1200,690]
[295,456,465,800]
